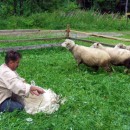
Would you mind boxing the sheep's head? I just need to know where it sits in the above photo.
[61,39,75,50]
[115,43,126,49]
[91,42,101,48]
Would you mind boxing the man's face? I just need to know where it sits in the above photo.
[8,59,20,71]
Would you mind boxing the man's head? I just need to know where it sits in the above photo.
[5,50,22,71]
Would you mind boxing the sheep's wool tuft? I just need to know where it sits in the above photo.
[24,81,62,114]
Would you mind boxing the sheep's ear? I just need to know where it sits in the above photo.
[97,42,99,46]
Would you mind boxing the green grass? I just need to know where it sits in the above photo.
[0,46,130,130]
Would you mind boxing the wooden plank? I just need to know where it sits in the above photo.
[0,29,65,33]
[91,34,130,42]
[71,30,130,42]
[0,29,66,36]
[0,43,61,52]
[71,30,91,36]
[69,37,114,47]
[0,29,40,33]
[0,37,66,43]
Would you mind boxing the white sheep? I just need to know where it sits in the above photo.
[24,89,60,114]
[23,81,65,114]
[61,39,111,72]
[91,42,130,69]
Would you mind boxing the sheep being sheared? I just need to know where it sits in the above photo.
[61,39,111,72]
[24,89,60,114]
[91,42,130,69]
[115,43,130,51]
[23,81,65,114]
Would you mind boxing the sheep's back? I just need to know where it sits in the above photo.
[73,46,110,66]
[105,48,130,59]
[98,47,130,64]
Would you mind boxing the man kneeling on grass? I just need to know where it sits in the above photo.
[0,50,45,112]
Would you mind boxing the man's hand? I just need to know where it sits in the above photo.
[30,86,45,96]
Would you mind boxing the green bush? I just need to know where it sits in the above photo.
[0,10,130,31]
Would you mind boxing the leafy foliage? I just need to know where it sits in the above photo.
[0,0,76,17]
[0,0,128,17]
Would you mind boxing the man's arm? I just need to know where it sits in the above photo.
[2,71,44,97]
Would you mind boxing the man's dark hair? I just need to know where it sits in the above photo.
[5,50,22,64]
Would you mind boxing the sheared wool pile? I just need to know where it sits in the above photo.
[24,81,62,114]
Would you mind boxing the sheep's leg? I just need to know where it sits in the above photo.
[102,63,112,72]
[77,61,82,66]
[103,66,111,72]
[75,57,82,67]
[92,66,99,71]
[124,58,130,69]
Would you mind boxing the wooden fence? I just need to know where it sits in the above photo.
[0,25,130,52]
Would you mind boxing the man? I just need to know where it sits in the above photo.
[0,50,44,112]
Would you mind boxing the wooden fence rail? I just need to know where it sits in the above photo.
[0,43,61,52]
[0,26,130,52]
[69,37,114,47]
[71,30,130,42]
[0,29,40,33]
[0,37,66,43]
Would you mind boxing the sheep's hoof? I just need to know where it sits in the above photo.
[124,69,129,73]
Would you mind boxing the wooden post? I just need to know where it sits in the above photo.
[125,0,128,15]
[66,24,70,38]
[125,0,129,24]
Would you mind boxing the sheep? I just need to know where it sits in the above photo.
[115,43,130,50]
[23,81,64,114]
[91,42,130,69]
[61,39,112,72]
[24,89,60,114]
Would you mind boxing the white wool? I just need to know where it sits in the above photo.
[91,42,130,65]
[24,89,60,114]
[24,81,62,114]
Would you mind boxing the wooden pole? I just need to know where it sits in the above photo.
[125,0,128,14]
[125,0,129,23]
[66,24,70,38]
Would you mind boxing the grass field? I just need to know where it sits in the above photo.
[0,32,130,130]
